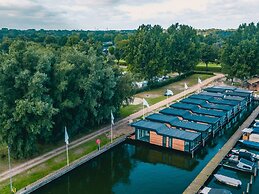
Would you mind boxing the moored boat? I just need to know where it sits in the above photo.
[231,148,259,161]
[214,174,242,187]
[199,186,232,194]
[239,140,259,150]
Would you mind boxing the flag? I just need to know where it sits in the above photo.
[184,83,188,90]
[64,126,69,145]
[166,89,174,96]
[143,98,150,108]
[198,77,202,84]
[111,111,114,125]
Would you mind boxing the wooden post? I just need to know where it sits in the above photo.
[192,150,194,158]
[246,183,250,193]
[254,167,257,177]
[250,175,253,185]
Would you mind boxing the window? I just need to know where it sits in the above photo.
[163,136,167,147]
[168,138,172,148]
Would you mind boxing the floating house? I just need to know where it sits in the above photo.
[130,86,253,154]
[146,112,213,140]
[131,120,202,153]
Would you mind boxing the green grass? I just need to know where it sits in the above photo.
[195,62,222,72]
[0,134,110,194]
[120,73,213,118]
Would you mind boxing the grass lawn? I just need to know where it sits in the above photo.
[120,73,213,118]
[0,133,110,194]
[195,62,222,72]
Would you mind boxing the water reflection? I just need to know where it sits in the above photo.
[132,141,199,171]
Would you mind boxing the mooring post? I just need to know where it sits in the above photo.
[254,167,257,177]
[246,183,250,193]
[192,150,194,158]
[250,175,253,185]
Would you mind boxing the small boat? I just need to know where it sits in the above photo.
[231,148,259,161]
[222,155,256,173]
[199,186,232,194]
[239,140,259,150]
[214,174,242,187]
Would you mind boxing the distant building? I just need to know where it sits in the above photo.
[246,77,259,91]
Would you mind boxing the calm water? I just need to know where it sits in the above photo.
[34,106,256,194]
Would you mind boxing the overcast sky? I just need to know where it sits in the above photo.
[0,0,258,30]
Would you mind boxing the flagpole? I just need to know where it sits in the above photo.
[66,143,69,166]
[142,101,145,119]
[7,145,13,193]
[111,122,113,143]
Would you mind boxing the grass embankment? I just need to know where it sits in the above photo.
[195,62,222,72]
[120,73,213,118]
[0,134,110,194]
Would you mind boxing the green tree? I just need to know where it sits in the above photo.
[221,23,259,80]
[200,42,219,71]
[166,23,200,75]
[0,41,58,158]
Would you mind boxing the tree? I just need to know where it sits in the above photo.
[221,23,259,80]
[0,41,57,158]
[200,42,219,71]
[126,24,167,81]
[166,23,200,75]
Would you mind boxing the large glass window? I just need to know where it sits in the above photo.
[162,136,167,147]
[168,137,172,148]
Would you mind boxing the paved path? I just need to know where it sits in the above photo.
[0,73,225,183]
[183,105,259,194]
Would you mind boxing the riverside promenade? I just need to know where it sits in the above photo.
[183,105,259,194]
[0,73,224,183]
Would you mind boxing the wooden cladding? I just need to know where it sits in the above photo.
[150,131,162,146]
[172,139,185,151]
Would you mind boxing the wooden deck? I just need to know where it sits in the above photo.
[183,105,259,194]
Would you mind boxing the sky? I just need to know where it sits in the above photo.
[0,0,258,30]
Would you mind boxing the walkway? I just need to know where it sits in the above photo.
[183,105,259,194]
[0,73,225,183]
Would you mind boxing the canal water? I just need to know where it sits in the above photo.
[34,106,255,194]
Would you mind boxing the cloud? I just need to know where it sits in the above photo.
[0,0,258,30]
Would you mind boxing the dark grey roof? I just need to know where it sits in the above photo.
[180,98,206,105]
[131,120,201,141]
[170,102,198,111]
[201,102,232,111]
[224,91,251,97]
[183,112,220,124]
[192,107,226,117]
[208,98,238,106]
[235,88,253,94]
[203,86,236,93]
[146,113,178,125]
[159,107,189,117]
[224,95,245,102]
[200,91,225,98]
[189,94,213,101]
[171,120,211,132]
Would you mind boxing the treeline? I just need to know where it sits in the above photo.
[0,40,133,158]
[124,23,259,81]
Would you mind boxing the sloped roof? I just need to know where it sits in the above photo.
[224,95,245,102]
[180,98,206,105]
[189,94,213,101]
[170,102,198,111]
[183,112,220,124]
[146,113,178,125]
[201,102,232,111]
[171,120,211,132]
[131,120,201,141]
[192,107,226,117]
[200,91,225,98]
[159,107,189,117]
[208,98,238,106]
[224,91,251,97]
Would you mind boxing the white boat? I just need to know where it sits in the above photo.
[232,148,259,160]
[199,186,232,194]
[214,174,242,187]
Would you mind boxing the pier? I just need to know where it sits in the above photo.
[183,105,259,194]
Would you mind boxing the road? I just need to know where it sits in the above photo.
[0,73,225,183]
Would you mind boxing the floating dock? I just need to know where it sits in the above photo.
[183,105,259,194]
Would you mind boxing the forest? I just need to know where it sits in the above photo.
[0,22,258,158]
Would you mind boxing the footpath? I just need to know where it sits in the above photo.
[0,73,225,183]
